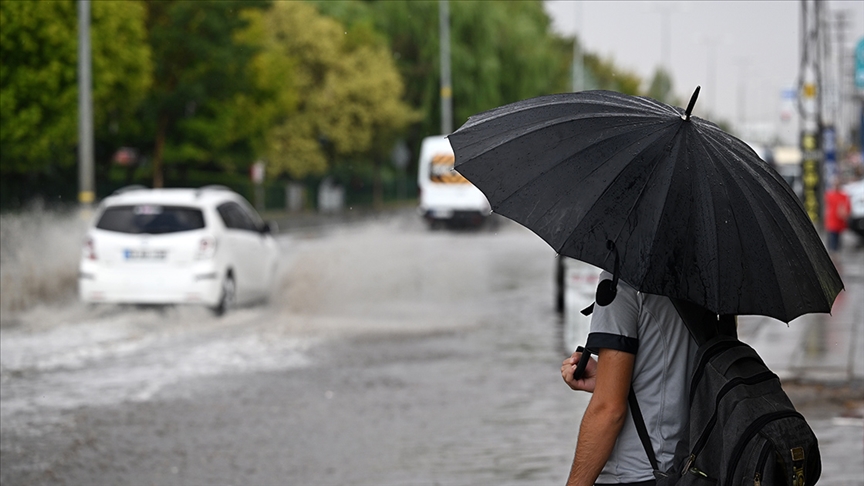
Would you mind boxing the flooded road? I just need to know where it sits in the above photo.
[1,211,591,485]
[4,209,862,485]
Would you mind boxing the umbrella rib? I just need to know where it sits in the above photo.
[459,91,678,130]
[494,117,671,225]
[452,91,842,321]
[687,126,738,311]
[605,122,685,267]
[691,121,839,319]
[698,125,792,317]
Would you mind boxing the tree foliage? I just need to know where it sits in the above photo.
[141,0,269,187]
[646,67,677,106]
[317,0,572,141]
[242,1,418,180]
[0,0,151,176]
[580,53,642,95]
[449,1,570,124]
[1,0,657,208]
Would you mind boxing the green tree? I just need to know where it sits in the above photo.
[0,0,151,178]
[243,1,418,189]
[314,1,571,170]
[646,67,677,105]
[334,0,441,152]
[580,52,642,95]
[449,1,570,124]
[142,0,268,188]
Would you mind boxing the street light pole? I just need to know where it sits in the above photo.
[660,8,671,72]
[649,2,678,73]
[571,2,584,92]
[77,0,94,207]
[439,0,453,135]
[737,58,749,131]
[700,36,719,115]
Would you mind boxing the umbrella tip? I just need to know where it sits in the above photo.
[683,86,701,121]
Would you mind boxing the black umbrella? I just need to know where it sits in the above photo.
[449,88,843,323]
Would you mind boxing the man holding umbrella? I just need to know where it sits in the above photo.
[559,276,696,485]
[448,87,841,485]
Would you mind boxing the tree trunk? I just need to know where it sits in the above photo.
[152,115,168,188]
[373,159,383,210]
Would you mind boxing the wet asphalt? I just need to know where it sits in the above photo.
[0,209,861,485]
[1,211,590,485]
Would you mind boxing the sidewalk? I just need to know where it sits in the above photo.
[739,232,864,485]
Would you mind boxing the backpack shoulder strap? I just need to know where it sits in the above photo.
[628,386,660,471]
[576,346,661,473]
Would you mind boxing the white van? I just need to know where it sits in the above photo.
[416,135,491,227]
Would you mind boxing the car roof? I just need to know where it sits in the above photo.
[100,186,242,208]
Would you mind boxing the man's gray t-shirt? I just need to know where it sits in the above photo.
[586,271,697,483]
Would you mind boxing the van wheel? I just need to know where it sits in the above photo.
[212,274,236,316]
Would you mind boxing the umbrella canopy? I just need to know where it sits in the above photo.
[449,89,843,323]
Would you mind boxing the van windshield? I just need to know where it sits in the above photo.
[429,153,470,184]
[96,205,205,234]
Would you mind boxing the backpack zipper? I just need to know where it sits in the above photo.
[689,339,746,403]
[725,410,806,486]
[686,371,776,470]
[753,440,772,486]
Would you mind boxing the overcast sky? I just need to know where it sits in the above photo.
[543,0,864,146]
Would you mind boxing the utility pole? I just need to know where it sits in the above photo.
[660,8,671,73]
[439,0,452,135]
[736,58,749,132]
[833,10,850,147]
[701,36,720,116]
[571,2,584,92]
[649,2,679,74]
[799,0,823,225]
[78,0,95,207]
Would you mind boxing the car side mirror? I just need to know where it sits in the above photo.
[260,221,277,234]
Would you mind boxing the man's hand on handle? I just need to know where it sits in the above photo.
[561,349,597,393]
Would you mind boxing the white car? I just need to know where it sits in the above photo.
[78,186,280,314]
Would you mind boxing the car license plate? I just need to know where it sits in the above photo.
[124,249,167,260]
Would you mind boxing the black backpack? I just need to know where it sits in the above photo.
[630,300,822,485]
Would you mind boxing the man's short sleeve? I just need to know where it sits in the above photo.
[585,271,640,355]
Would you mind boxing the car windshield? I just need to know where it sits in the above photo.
[96,205,205,234]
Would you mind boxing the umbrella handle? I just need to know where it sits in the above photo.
[573,346,593,381]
